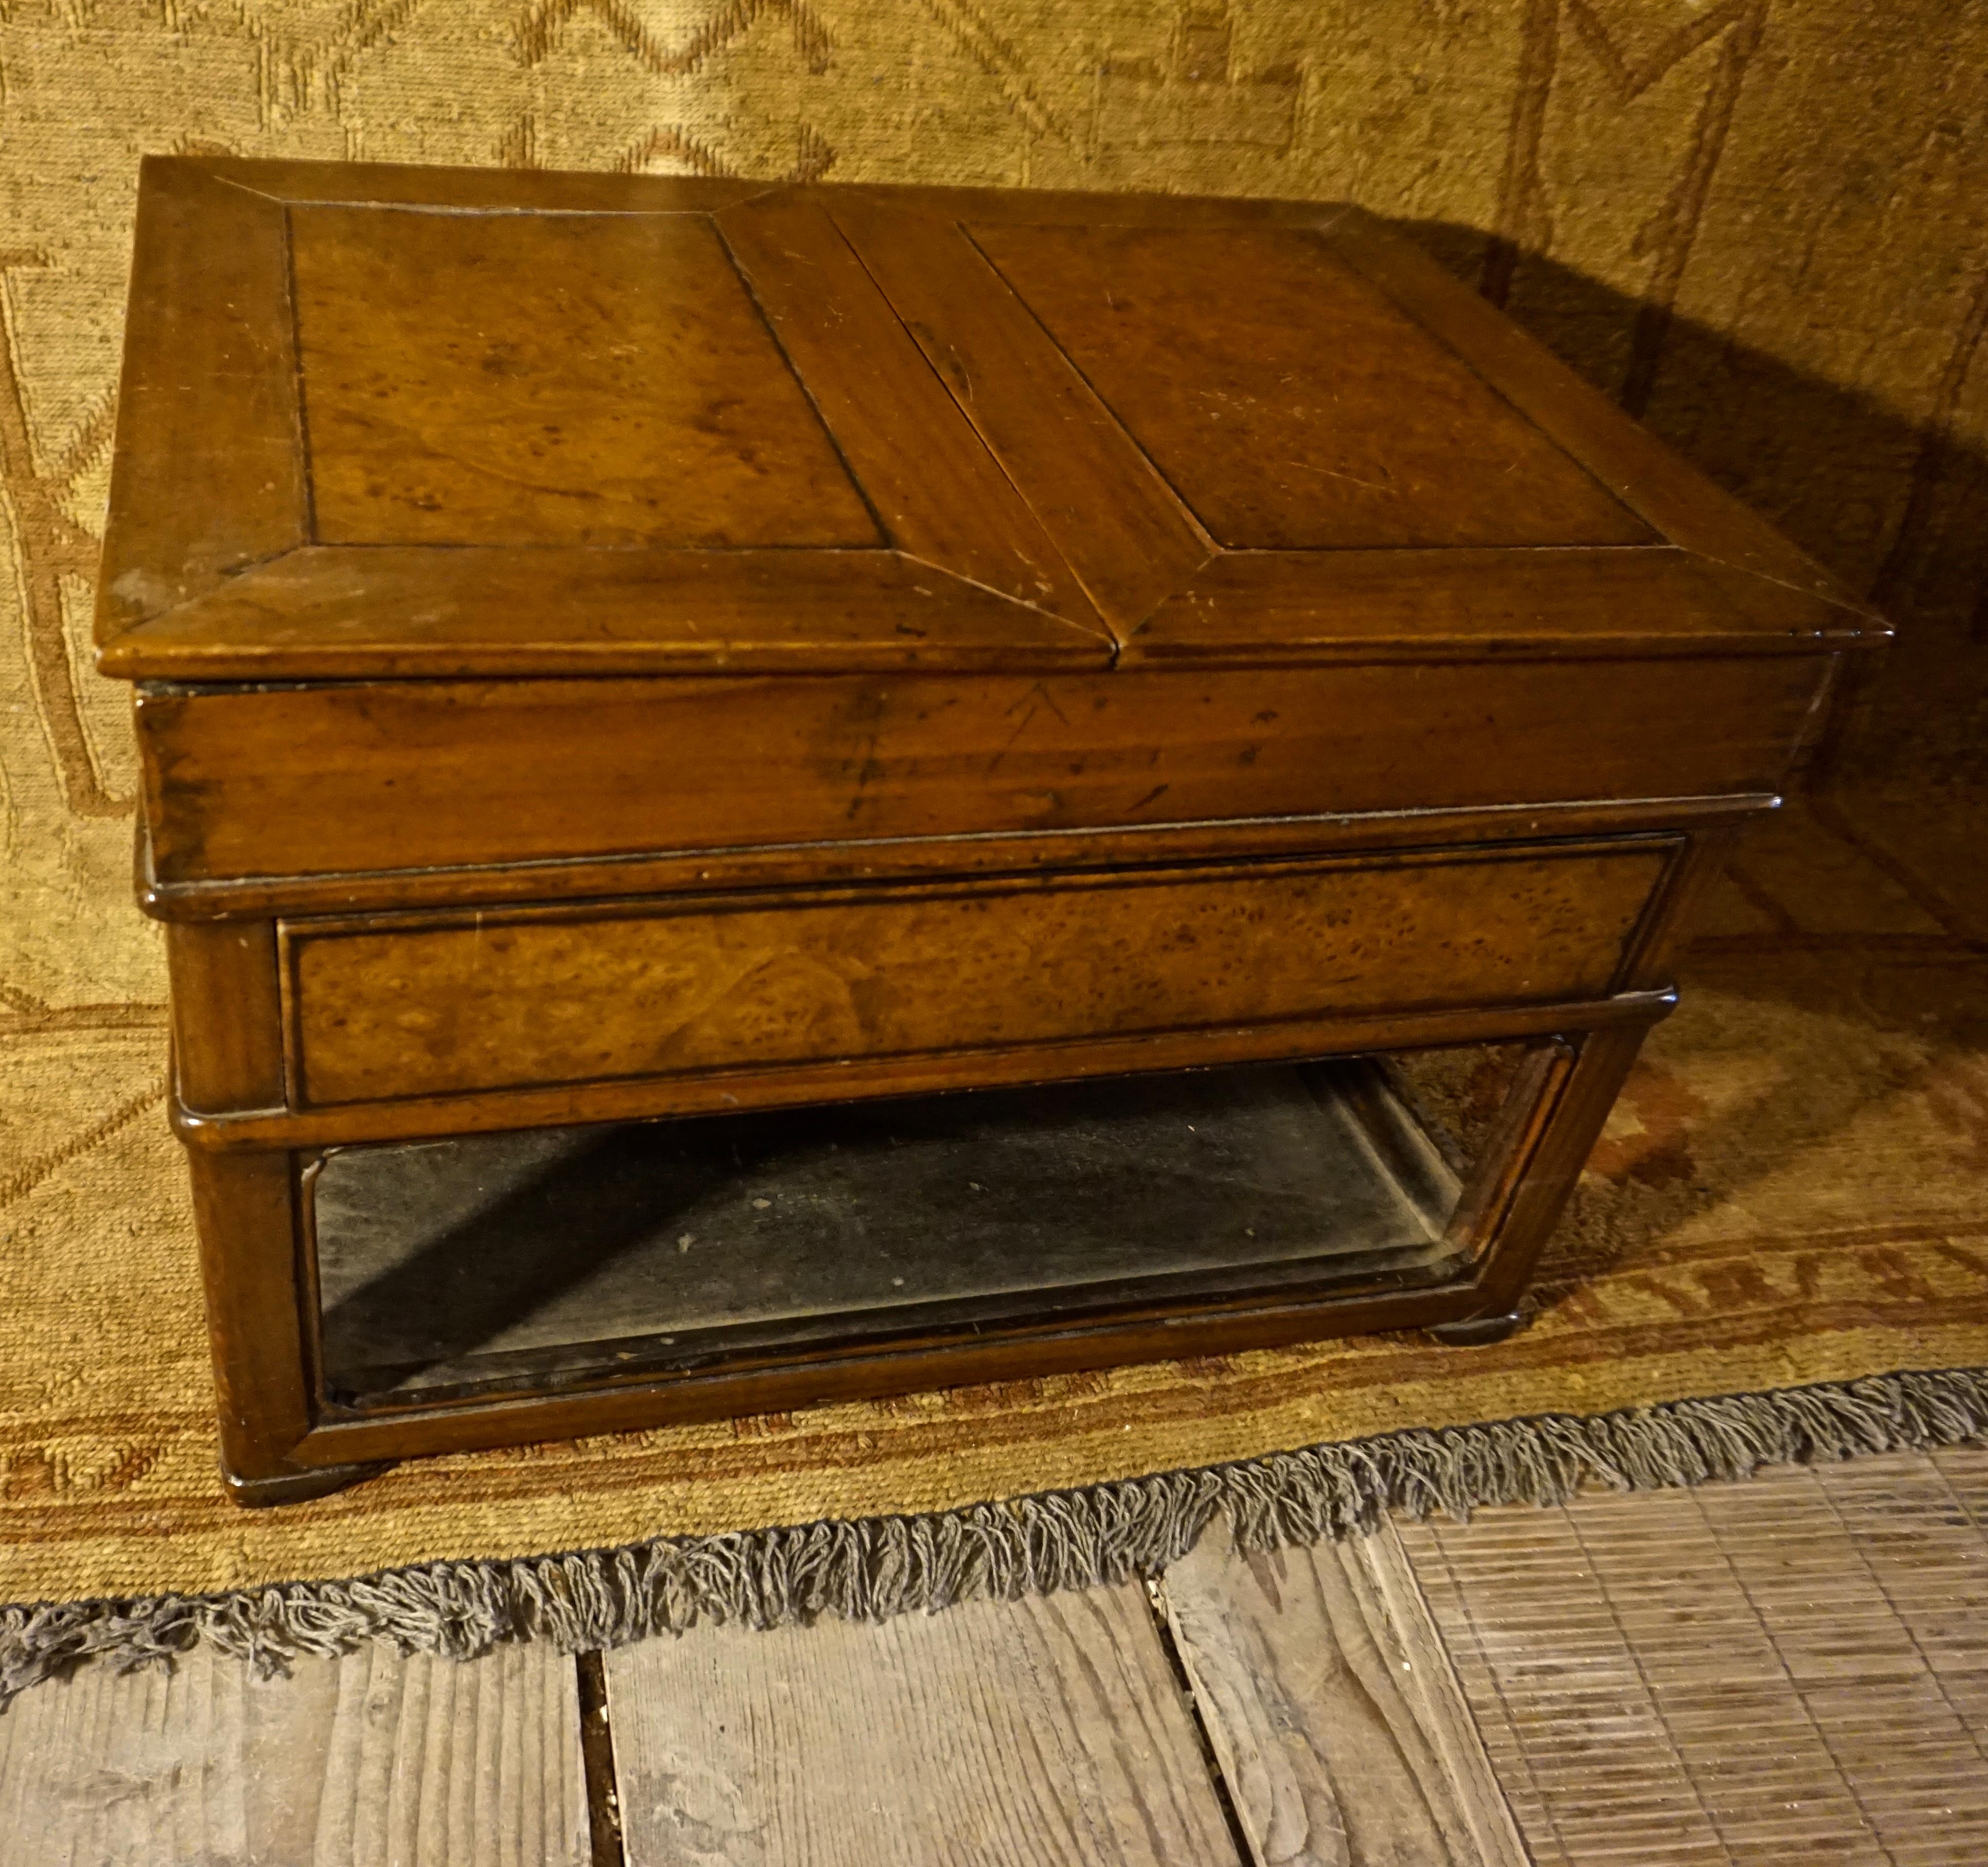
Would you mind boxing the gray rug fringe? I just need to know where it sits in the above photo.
[4,1364,1983,1708]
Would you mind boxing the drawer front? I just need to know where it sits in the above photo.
[284,843,1672,1109]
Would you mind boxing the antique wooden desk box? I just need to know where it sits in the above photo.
[97,158,1883,1504]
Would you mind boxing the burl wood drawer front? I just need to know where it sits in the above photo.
[283,844,1671,1108]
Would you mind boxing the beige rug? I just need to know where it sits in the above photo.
[3,786,1985,1693]
[2,0,1985,1691]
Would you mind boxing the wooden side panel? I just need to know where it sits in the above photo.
[1470,1020,1654,1314]
[830,180,1349,230]
[137,657,1831,889]
[101,543,1116,681]
[284,847,1669,1107]
[95,160,306,647]
[196,152,765,213]
[1129,546,1870,664]
[186,1149,314,1476]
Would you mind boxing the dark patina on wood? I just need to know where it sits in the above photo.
[95,157,1886,1503]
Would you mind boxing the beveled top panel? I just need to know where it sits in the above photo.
[95,158,1883,682]
[291,206,879,550]
[968,223,1650,552]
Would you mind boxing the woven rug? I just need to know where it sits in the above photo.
[4,781,1986,1696]
[3,0,1986,1698]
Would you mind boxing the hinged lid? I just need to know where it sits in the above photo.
[96,159,1884,682]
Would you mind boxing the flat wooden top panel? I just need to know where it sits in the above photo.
[290,206,878,550]
[969,223,1652,552]
[96,158,1883,681]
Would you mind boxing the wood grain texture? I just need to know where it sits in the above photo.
[1130,546,1869,665]
[1466,1018,1655,1314]
[98,162,1883,686]
[831,182,1351,230]
[165,919,285,1113]
[283,846,1669,1106]
[0,1640,587,1866]
[196,155,768,214]
[186,1148,315,1480]
[93,159,305,645]
[289,204,879,551]
[715,190,1102,631]
[970,218,1652,552]
[1322,206,1885,624]
[1161,1522,1528,1867]
[601,1584,1241,1866]
[135,657,1827,890]
[183,987,1671,1157]
[95,158,1879,1492]
[101,544,1113,681]
[138,795,1770,926]
[290,1265,1484,1470]
[1397,1446,1988,1866]
[831,196,1212,631]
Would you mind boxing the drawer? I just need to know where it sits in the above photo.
[281,841,1674,1109]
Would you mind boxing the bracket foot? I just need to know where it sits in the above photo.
[222,1457,395,1508]
[1427,1310,1524,1347]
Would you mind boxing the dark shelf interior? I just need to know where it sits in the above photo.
[311,1058,1466,1407]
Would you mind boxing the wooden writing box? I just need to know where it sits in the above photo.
[97,158,1885,1504]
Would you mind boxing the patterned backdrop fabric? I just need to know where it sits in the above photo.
[0,2,1985,1604]
[4,0,1986,1013]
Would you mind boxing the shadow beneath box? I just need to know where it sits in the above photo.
[310,1064,1462,1403]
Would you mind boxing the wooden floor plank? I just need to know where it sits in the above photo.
[0,1638,588,1866]
[1157,1518,1529,1866]
[1396,1447,1988,1867]
[601,1583,1241,1866]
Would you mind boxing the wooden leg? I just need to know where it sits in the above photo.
[1450,1017,1666,1322]
[184,1147,322,1502]
[1427,1310,1524,1347]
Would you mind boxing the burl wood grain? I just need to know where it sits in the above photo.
[286,847,1667,1107]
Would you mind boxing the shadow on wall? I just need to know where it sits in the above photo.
[1391,218,1988,788]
